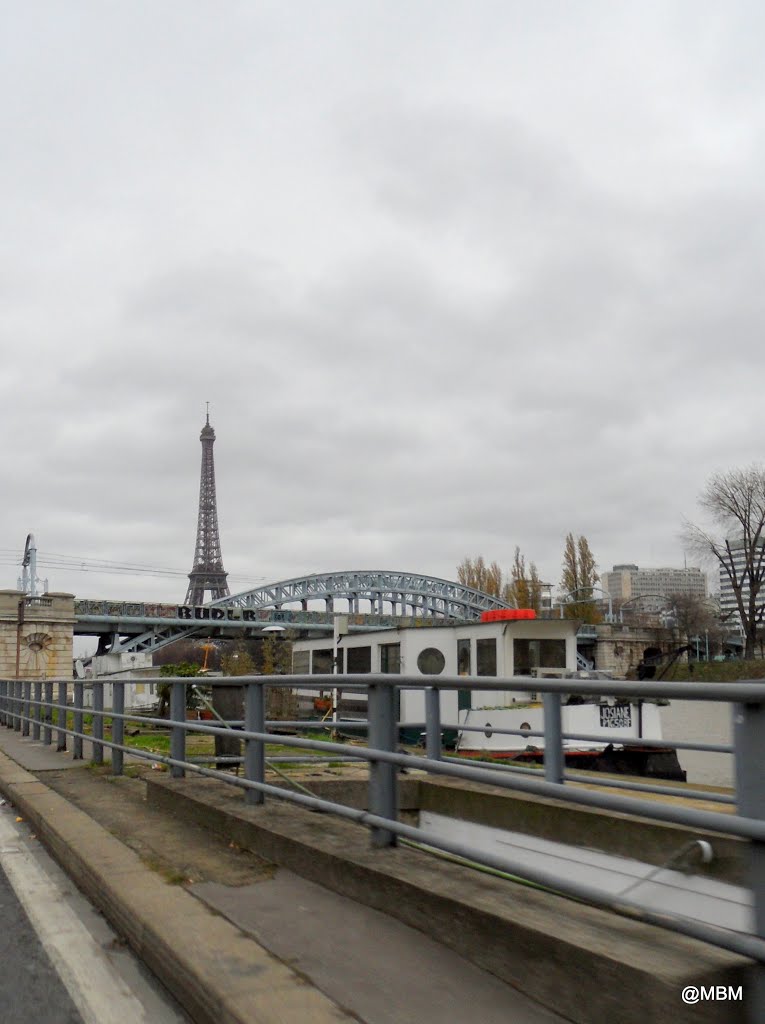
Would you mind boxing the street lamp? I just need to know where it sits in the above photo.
[558,587,614,623]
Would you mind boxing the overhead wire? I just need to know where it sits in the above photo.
[0,548,269,587]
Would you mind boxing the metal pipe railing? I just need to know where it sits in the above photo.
[0,671,760,1016]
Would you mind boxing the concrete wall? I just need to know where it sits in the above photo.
[0,590,75,679]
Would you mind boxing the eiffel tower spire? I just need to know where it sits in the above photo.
[185,407,230,605]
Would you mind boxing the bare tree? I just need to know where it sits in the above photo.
[456,556,504,597]
[456,551,544,610]
[667,592,716,650]
[506,547,544,611]
[684,465,765,659]
[559,533,601,623]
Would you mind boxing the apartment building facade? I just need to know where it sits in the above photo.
[601,564,708,614]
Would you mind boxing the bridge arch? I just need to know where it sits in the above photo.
[211,570,512,620]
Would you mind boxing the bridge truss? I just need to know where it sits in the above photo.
[86,570,512,657]
[210,570,511,618]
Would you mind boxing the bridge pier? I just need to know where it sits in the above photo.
[0,593,75,716]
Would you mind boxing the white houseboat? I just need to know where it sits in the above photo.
[291,611,684,780]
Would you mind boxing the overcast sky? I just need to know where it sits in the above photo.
[3,1,764,604]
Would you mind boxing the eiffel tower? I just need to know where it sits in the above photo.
[184,406,230,605]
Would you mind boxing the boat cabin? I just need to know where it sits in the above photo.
[291,615,580,728]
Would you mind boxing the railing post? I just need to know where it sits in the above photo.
[367,682,398,847]
[73,682,84,760]
[170,680,186,778]
[0,680,6,726]
[22,680,31,736]
[57,681,67,751]
[543,692,563,785]
[42,681,53,745]
[244,682,265,806]
[32,681,41,741]
[111,684,124,775]
[92,684,104,764]
[425,687,441,761]
[734,701,765,1024]
[13,680,21,731]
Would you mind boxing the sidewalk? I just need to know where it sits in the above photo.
[0,730,566,1024]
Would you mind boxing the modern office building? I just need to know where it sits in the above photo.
[601,564,707,613]
[718,539,765,630]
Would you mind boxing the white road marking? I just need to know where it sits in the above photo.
[0,812,151,1024]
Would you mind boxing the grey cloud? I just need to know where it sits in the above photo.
[3,4,765,604]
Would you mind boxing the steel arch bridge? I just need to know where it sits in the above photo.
[95,570,512,657]
[210,570,512,619]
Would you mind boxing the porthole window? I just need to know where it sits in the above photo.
[417,647,445,675]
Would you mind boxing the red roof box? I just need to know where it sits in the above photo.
[480,609,537,622]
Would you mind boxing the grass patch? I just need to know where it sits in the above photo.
[662,659,765,682]
[142,855,188,885]
[125,733,171,754]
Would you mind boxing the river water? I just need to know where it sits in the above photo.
[659,700,734,789]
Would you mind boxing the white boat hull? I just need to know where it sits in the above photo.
[456,702,664,753]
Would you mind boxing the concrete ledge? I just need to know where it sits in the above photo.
[263,775,421,811]
[0,753,353,1024]
[419,777,746,884]
[148,775,750,1024]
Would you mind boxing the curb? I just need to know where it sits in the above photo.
[0,751,353,1024]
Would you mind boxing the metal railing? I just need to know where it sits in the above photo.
[1,672,764,1017]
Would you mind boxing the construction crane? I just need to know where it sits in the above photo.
[199,642,217,673]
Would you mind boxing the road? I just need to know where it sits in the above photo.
[0,800,190,1024]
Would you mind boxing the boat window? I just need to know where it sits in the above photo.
[380,643,401,674]
[311,648,333,674]
[540,640,566,668]
[476,638,497,676]
[457,639,471,675]
[293,650,310,674]
[514,639,566,675]
[346,646,372,673]
[417,647,446,675]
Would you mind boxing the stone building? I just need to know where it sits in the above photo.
[585,622,680,678]
[0,590,75,679]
